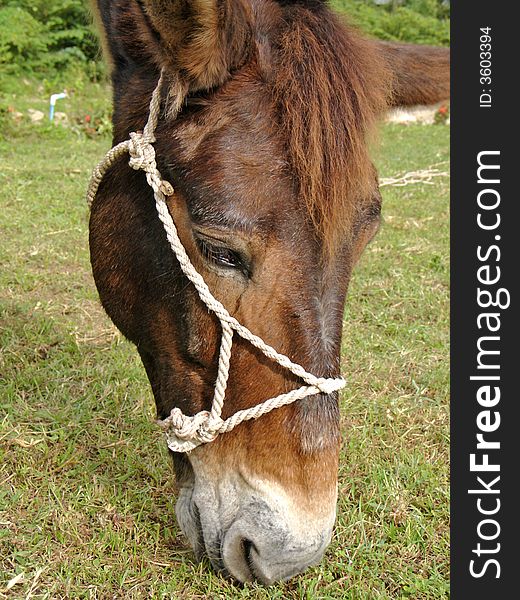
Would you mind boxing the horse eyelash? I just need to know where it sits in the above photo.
[195,238,250,277]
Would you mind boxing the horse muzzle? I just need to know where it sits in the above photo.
[175,476,336,584]
[220,500,334,584]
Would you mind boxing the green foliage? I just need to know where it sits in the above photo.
[0,0,99,76]
[408,0,450,20]
[331,0,450,46]
[0,6,48,70]
[0,0,449,80]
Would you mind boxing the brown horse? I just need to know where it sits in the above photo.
[89,0,449,584]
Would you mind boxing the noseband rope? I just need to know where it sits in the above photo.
[87,71,346,452]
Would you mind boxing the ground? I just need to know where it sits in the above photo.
[0,80,449,599]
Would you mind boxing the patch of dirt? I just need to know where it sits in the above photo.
[385,102,450,125]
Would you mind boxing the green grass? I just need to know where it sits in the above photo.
[0,80,449,599]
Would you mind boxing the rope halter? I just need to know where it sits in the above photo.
[87,71,346,453]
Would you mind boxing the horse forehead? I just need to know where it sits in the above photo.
[169,79,354,248]
[172,97,301,230]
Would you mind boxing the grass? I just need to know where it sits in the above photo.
[0,78,449,599]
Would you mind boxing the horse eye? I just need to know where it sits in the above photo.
[196,238,246,273]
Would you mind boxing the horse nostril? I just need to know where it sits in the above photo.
[241,538,256,570]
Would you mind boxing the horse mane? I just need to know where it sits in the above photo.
[271,5,391,252]
[160,2,392,253]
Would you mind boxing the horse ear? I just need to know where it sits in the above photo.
[93,0,253,91]
[92,0,164,73]
[143,0,253,91]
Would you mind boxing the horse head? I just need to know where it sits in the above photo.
[89,0,449,584]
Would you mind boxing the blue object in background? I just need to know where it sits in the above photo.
[49,92,68,121]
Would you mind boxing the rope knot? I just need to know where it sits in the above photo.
[315,377,346,395]
[162,408,222,449]
[128,131,156,173]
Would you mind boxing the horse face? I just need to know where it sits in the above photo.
[90,0,384,583]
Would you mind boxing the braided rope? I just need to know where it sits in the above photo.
[86,71,346,453]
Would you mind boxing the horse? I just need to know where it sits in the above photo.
[88,0,449,585]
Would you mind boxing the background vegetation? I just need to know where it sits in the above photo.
[332,0,449,46]
[0,0,98,74]
[0,0,449,80]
